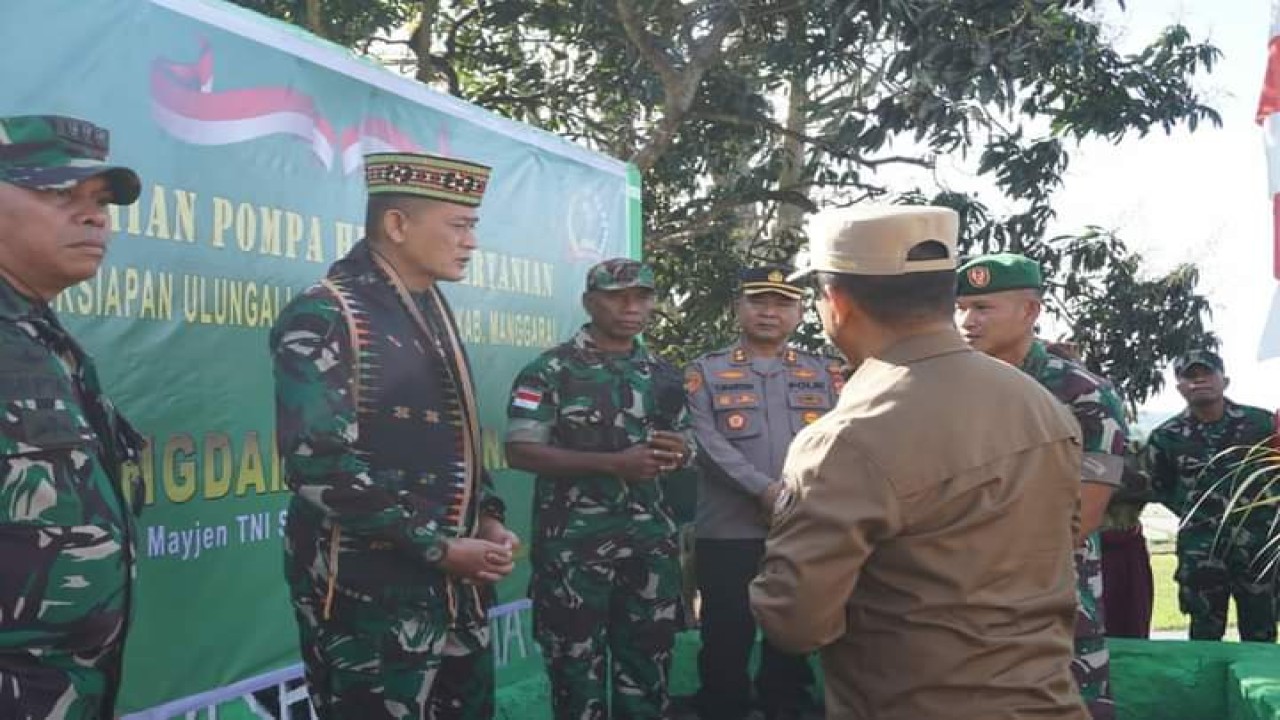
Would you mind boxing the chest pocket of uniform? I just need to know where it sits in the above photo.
[787,387,832,432]
[556,375,626,451]
[713,391,762,440]
[0,404,100,525]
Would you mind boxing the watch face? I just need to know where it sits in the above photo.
[425,541,445,564]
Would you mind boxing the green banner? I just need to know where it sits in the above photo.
[0,0,638,713]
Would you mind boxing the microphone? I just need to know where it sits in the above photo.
[652,373,687,432]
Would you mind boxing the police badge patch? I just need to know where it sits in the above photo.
[684,368,703,394]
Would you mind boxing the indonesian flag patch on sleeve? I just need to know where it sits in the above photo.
[512,386,544,410]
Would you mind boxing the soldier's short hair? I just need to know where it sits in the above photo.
[364,192,436,239]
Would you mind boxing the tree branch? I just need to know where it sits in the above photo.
[689,110,935,169]
[615,0,679,88]
[619,0,743,172]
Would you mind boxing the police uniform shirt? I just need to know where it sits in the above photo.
[686,344,841,539]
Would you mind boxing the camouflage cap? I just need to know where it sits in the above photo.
[956,253,1043,296]
[585,258,655,292]
[1174,349,1224,376]
[0,115,140,205]
[739,264,803,299]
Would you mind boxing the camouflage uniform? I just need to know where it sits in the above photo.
[1146,400,1278,642]
[1021,340,1127,720]
[272,238,505,719]
[0,116,144,720]
[506,322,692,720]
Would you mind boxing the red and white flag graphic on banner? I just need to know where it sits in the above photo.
[151,39,427,174]
[1257,2,1280,359]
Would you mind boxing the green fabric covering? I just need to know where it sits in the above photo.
[1227,660,1280,720]
[489,635,1279,720]
[210,633,1280,719]
[1110,638,1280,720]
[213,698,264,719]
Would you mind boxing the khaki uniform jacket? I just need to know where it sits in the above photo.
[750,330,1088,720]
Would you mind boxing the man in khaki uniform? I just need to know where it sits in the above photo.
[749,206,1089,720]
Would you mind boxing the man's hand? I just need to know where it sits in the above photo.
[759,481,784,514]
[613,444,670,481]
[477,516,520,553]
[648,430,689,473]
[439,538,514,584]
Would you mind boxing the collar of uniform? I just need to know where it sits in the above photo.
[873,329,971,367]
[729,343,799,365]
[0,275,41,321]
[1177,398,1246,426]
[1018,338,1050,376]
[573,324,646,361]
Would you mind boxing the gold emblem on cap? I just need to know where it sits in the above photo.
[768,270,785,283]
[967,266,990,288]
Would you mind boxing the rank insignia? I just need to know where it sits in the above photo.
[684,369,703,394]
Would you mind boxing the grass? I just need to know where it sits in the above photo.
[1148,550,1274,638]
[1149,551,1184,633]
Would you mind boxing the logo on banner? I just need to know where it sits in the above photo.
[566,189,612,262]
[150,39,445,173]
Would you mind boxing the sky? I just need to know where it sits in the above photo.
[1048,0,1276,423]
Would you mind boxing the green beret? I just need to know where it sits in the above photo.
[956,253,1043,296]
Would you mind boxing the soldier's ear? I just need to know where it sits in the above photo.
[383,207,410,245]
[824,285,857,329]
[1022,293,1043,324]
[1223,375,1230,390]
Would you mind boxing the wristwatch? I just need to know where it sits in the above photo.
[424,538,449,565]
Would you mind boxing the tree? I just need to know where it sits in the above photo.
[238,0,1223,408]
[230,0,416,47]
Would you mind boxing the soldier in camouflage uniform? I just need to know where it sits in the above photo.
[272,152,518,719]
[1146,350,1278,642]
[0,115,145,720]
[682,265,837,720]
[505,259,694,720]
[958,253,1128,720]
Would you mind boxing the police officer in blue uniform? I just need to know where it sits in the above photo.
[682,266,841,720]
